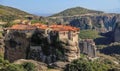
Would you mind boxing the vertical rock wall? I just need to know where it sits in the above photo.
[79,39,96,58]
[4,29,80,63]
[114,22,120,42]
[4,31,30,62]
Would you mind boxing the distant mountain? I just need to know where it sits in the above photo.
[48,7,120,33]
[51,7,104,17]
[0,5,32,22]
[33,13,52,17]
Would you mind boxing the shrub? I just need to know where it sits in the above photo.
[0,57,9,69]
[1,64,25,71]
[65,58,110,71]
[2,22,16,27]
[0,59,36,71]
[22,62,36,71]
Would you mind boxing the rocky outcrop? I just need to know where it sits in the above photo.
[28,31,58,64]
[4,31,30,62]
[14,59,48,71]
[69,14,119,32]
[114,22,120,42]
[49,61,69,69]
[4,27,80,63]
[62,40,80,62]
[79,39,96,58]
[28,30,80,63]
[49,13,120,33]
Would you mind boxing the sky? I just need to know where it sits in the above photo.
[0,0,120,16]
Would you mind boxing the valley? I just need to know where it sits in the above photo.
[0,5,120,71]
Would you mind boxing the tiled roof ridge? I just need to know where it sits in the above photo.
[7,23,80,31]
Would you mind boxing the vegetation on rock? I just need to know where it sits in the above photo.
[0,5,30,21]
[52,7,103,17]
[79,30,100,39]
[0,57,36,71]
[65,58,110,71]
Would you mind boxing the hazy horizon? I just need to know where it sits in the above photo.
[0,0,120,16]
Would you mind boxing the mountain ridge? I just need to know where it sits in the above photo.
[51,7,104,17]
[0,5,30,16]
[0,4,33,22]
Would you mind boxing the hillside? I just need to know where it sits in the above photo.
[52,7,104,17]
[48,7,120,33]
[0,5,31,22]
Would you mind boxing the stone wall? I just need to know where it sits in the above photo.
[79,39,96,58]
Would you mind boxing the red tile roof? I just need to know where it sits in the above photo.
[49,24,80,31]
[7,23,80,31]
[32,23,48,30]
[8,24,36,30]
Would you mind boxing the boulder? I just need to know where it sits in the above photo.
[49,61,69,69]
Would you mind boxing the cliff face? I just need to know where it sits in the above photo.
[28,30,80,63]
[4,31,30,62]
[4,26,80,63]
[49,13,120,33]
[114,22,120,42]
[79,39,96,58]
[50,7,120,33]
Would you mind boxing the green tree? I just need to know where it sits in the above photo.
[65,58,110,71]
[1,64,25,71]
[22,62,36,71]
